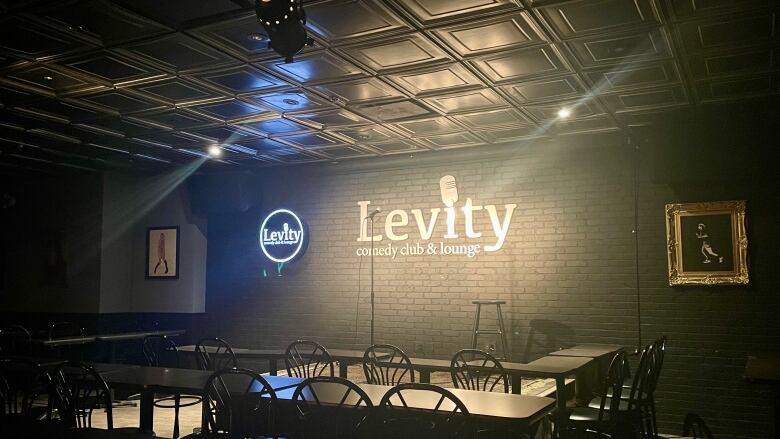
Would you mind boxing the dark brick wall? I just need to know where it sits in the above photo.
[203,134,778,438]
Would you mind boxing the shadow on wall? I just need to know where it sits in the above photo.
[520,319,575,363]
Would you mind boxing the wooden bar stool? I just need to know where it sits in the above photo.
[470,300,509,360]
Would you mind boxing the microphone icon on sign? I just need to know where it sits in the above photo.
[439,175,458,207]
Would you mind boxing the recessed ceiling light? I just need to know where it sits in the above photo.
[282,98,300,106]
[357,134,370,141]
[247,33,267,42]
[43,76,53,81]
[557,108,571,119]
[207,145,222,157]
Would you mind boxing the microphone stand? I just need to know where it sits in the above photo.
[370,215,374,347]
[362,213,377,347]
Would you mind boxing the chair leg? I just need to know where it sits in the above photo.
[173,393,180,438]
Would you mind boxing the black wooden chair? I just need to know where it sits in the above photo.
[285,340,334,378]
[567,352,628,438]
[362,344,414,385]
[0,325,32,356]
[378,382,473,439]
[51,362,113,430]
[197,367,279,438]
[0,358,55,435]
[52,361,153,437]
[292,376,373,439]
[142,335,200,438]
[195,337,238,371]
[683,413,714,439]
[450,349,509,393]
[590,344,657,438]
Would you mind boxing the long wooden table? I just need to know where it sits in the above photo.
[100,365,555,434]
[101,366,304,431]
[31,329,185,347]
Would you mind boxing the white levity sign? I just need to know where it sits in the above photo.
[356,175,516,259]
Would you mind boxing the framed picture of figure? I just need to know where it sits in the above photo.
[665,200,748,286]
[146,226,179,279]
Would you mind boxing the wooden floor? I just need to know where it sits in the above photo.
[89,364,559,438]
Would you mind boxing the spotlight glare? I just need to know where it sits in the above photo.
[208,145,222,157]
[557,108,571,119]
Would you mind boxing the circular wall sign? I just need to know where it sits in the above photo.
[259,209,305,263]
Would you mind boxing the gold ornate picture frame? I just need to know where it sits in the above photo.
[665,200,748,286]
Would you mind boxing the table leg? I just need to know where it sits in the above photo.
[139,389,154,432]
[553,376,570,439]
[269,359,278,376]
[419,370,430,384]
[339,361,348,378]
[511,373,521,394]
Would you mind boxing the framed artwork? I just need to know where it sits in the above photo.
[146,226,179,279]
[665,200,748,286]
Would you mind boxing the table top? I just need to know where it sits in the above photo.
[176,345,249,354]
[101,366,304,394]
[31,329,186,346]
[502,356,592,377]
[31,336,97,346]
[408,357,452,371]
[274,381,554,423]
[95,329,185,342]
[179,346,375,362]
[548,344,625,359]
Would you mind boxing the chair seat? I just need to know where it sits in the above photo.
[587,397,631,411]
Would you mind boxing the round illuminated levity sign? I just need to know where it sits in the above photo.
[259,209,305,263]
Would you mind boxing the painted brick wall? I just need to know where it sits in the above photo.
[203,136,779,438]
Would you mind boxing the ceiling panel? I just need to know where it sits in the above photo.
[286,109,371,129]
[186,100,270,122]
[419,131,484,149]
[479,124,544,143]
[0,16,90,61]
[369,138,426,154]
[330,125,401,143]
[452,108,531,128]
[432,12,545,57]
[184,125,257,143]
[390,116,464,136]
[77,90,167,114]
[315,145,374,159]
[423,88,510,114]
[695,74,779,102]
[249,89,335,113]
[395,0,520,25]
[132,108,218,130]
[538,0,661,39]
[470,45,571,84]
[191,66,290,95]
[277,132,347,149]
[129,77,220,105]
[304,0,411,43]
[566,28,673,67]
[2,64,103,96]
[236,117,312,137]
[312,78,406,104]
[677,11,777,53]
[120,33,238,74]
[688,47,779,79]
[35,0,170,46]
[582,61,680,93]
[388,63,484,97]
[355,99,436,122]
[339,34,452,73]
[189,13,277,62]
[61,51,167,86]
[600,86,688,112]
[523,99,603,122]
[261,50,367,84]
[500,75,587,103]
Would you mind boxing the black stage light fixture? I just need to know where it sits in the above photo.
[255,0,314,63]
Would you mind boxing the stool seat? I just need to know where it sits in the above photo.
[472,300,506,304]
